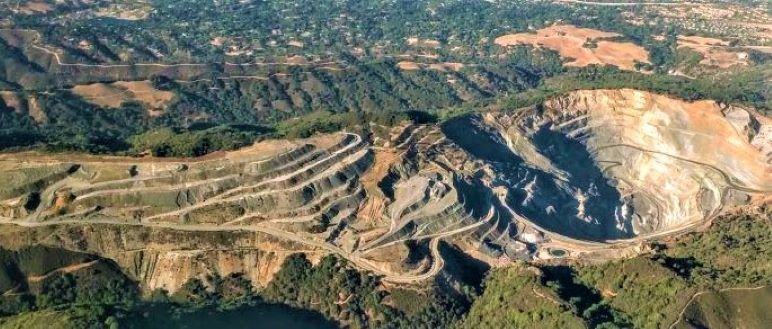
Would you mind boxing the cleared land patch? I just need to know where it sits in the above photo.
[396,61,421,70]
[406,37,441,48]
[677,35,749,68]
[396,61,465,71]
[71,80,175,114]
[494,24,650,71]
[0,91,23,113]
[10,1,53,14]
[93,2,152,21]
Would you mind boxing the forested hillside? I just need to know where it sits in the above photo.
[0,0,769,154]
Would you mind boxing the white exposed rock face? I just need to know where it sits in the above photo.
[479,89,770,240]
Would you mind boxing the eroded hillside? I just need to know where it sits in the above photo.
[0,89,769,293]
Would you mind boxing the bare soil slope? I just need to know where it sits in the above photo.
[71,80,174,114]
[495,25,650,71]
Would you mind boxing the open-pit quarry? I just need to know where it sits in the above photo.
[0,89,769,293]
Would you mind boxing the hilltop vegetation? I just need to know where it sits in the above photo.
[0,246,138,328]
[502,65,772,112]
[262,254,465,329]
[459,263,585,329]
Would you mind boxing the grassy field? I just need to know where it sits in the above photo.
[676,286,772,329]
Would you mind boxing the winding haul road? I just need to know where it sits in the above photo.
[0,132,453,284]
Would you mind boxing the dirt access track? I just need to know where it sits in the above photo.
[495,24,650,71]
